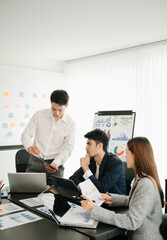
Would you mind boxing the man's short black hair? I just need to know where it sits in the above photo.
[50,90,69,105]
[84,128,109,152]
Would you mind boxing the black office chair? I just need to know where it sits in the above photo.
[159,179,167,240]
[160,214,167,240]
[123,161,135,195]
[165,179,167,214]
[15,149,30,172]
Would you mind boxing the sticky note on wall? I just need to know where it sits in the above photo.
[7,132,13,137]
[19,92,24,97]
[20,122,26,127]
[33,93,37,98]
[8,113,14,118]
[10,122,15,128]
[25,104,30,109]
[2,123,8,129]
[4,91,9,97]
[24,113,29,118]
[41,93,46,98]
[5,104,10,109]
[15,104,20,109]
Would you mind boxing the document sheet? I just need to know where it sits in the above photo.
[0,203,24,216]
[0,211,42,230]
[19,197,43,207]
[79,179,104,206]
[60,204,94,225]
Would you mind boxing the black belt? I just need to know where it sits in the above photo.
[45,159,54,162]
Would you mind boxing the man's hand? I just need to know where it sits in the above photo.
[0,179,3,188]
[80,154,90,173]
[28,145,41,155]
[50,186,60,194]
[44,162,58,173]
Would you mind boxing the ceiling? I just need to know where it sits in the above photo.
[1,0,167,72]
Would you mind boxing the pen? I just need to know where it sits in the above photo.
[74,196,95,202]
[0,183,5,190]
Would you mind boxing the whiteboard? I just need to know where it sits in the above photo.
[93,111,136,161]
[0,65,65,149]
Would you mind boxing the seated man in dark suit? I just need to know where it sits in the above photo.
[70,129,127,195]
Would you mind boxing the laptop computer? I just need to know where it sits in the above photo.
[8,173,47,193]
[38,186,98,229]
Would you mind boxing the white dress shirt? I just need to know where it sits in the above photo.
[21,109,76,166]
[83,162,100,180]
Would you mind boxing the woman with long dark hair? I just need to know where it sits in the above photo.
[81,137,164,240]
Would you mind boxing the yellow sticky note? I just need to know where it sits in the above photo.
[10,122,16,128]
[4,91,9,97]
[41,93,46,98]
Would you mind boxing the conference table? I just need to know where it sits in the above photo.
[0,196,89,240]
[0,193,127,240]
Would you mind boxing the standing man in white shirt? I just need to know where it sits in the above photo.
[21,89,76,185]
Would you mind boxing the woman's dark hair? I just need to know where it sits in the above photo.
[127,137,164,207]
[50,90,69,105]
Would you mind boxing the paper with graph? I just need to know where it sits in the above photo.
[0,211,42,230]
[79,179,104,206]
[60,204,94,225]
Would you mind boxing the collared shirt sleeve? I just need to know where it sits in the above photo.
[83,170,93,180]
[21,111,39,150]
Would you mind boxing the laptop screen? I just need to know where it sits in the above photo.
[8,173,47,193]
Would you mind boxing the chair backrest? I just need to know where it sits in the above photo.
[123,161,135,195]
[165,179,167,214]
[15,149,30,172]
[160,214,167,240]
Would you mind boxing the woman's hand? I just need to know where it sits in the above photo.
[100,193,112,205]
[81,195,95,213]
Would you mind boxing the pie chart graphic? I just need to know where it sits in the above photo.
[114,145,125,156]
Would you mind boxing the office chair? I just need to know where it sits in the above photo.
[15,149,30,172]
[159,179,167,240]
[165,179,167,214]
[160,214,167,240]
[123,161,135,195]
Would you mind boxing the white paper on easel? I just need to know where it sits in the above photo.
[79,179,104,206]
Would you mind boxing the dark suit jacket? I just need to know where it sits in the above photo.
[70,152,127,195]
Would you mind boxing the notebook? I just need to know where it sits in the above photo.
[38,186,98,228]
[8,173,47,193]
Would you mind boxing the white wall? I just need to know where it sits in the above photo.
[0,65,66,184]
[64,42,167,193]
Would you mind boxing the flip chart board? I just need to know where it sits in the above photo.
[93,110,136,161]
